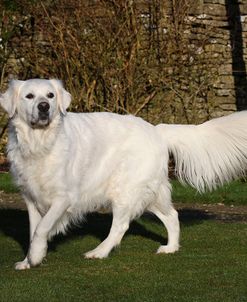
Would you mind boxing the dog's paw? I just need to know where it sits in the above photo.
[156,245,179,254]
[14,259,31,270]
[84,248,109,259]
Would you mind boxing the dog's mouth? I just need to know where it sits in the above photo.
[31,115,50,129]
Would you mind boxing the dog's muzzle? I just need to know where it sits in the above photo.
[38,102,50,120]
[30,101,51,128]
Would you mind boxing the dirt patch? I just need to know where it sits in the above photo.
[1,191,247,223]
[176,203,247,224]
[0,191,26,210]
[0,159,9,173]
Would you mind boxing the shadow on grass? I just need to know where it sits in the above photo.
[0,208,208,255]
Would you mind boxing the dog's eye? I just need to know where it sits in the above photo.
[25,93,34,99]
[47,92,54,99]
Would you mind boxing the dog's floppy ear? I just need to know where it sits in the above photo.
[0,80,24,118]
[50,79,71,115]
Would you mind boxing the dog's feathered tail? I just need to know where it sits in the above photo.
[156,111,247,192]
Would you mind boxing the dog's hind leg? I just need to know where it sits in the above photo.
[148,184,180,254]
[152,206,180,254]
[84,203,131,259]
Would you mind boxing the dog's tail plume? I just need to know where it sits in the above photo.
[156,111,247,192]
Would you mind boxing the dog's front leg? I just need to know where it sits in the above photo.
[27,198,70,268]
[15,198,42,270]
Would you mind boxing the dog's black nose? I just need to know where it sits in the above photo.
[38,102,50,113]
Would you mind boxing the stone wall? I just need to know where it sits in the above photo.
[187,0,247,117]
[0,0,247,126]
[132,0,247,123]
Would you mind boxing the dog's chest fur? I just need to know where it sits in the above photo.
[7,115,110,216]
[7,117,64,212]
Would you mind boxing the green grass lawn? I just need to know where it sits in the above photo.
[1,172,247,205]
[0,212,246,302]
[172,179,247,205]
[0,172,19,194]
[0,173,246,302]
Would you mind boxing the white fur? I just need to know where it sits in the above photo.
[0,79,246,270]
[157,112,247,192]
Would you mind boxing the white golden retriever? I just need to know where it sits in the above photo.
[1,79,247,270]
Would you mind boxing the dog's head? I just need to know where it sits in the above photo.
[0,79,71,128]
